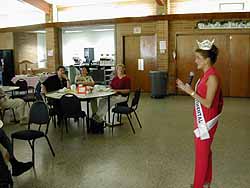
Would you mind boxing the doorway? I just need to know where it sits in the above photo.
[124,35,157,92]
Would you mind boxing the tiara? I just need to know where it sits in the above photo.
[196,39,215,50]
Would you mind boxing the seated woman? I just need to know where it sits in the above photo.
[75,66,97,114]
[75,66,95,87]
[0,88,28,125]
[92,63,131,123]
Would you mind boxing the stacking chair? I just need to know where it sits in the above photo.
[60,93,86,138]
[22,85,37,107]
[0,107,17,123]
[115,93,130,123]
[111,88,142,134]
[12,79,28,99]
[11,101,55,167]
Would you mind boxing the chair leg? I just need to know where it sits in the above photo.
[126,114,135,134]
[111,112,115,135]
[28,140,35,167]
[61,119,64,140]
[65,118,69,133]
[0,111,3,121]
[134,111,142,128]
[52,115,56,128]
[11,109,17,122]
[82,117,85,137]
[11,138,14,156]
[45,136,55,157]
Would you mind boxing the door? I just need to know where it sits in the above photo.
[0,50,15,86]
[176,34,230,96]
[124,35,157,92]
[229,35,249,97]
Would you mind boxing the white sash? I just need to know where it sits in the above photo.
[193,79,221,140]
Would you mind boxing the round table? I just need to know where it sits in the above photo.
[45,89,116,131]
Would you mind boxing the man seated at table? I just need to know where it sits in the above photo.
[42,66,70,125]
[92,63,131,123]
[42,65,70,94]
[0,120,33,187]
[0,88,28,125]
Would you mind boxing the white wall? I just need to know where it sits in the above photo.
[62,29,115,66]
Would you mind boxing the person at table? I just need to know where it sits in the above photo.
[75,66,97,114]
[0,120,33,187]
[92,63,131,123]
[42,65,70,94]
[75,66,95,86]
[42,66,70,125]
[0,88,28,125]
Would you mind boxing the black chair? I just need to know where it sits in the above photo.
[11,101,55,167]
[34,81,43,101]
[22,85,37,107]
[0,107,17,123]
[115,93,130,123]
[111,88,142,134]
[12,79,28,99]
[60,93,86,138]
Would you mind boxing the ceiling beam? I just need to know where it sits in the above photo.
[23,0,52,14]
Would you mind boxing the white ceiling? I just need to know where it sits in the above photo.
[44,0,150,7]
[0,0,43,14]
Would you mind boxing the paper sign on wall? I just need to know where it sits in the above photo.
[159,40,166,54]
[138,59,144,71]
[133,27,141,34]
[48,49,54,57]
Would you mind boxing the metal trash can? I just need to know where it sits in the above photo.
[149,71,167,98]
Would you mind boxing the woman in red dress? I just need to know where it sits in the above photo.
[176,40,223,188]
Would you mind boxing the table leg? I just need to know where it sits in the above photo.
[108,96,111,123]
[86,100,90,132]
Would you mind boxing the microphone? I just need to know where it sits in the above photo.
[188,72,195,85]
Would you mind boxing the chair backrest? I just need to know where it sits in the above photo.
[130,88,141,110]
[29,101,50,126]
[34,81,43,101]
[15,79,28,92]
[117,92,130,107]
[60,93,82,117]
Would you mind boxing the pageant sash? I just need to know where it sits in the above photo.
[193,79,221,140]
[194,99,210,140]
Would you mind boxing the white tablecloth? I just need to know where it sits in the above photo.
[11,74,53,87]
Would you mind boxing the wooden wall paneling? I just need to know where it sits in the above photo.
[229,34,249,97]
[140,35,157,92]
[212,34,230,96]
[124,35,157,92]
[176,35,198,95]
[124,36,140,91]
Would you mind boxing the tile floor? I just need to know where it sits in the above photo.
[2,94,250,188]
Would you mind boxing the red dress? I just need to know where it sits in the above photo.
[193,67,223,188]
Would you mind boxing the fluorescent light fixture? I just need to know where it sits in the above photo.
[92,28,114,32]
[26,30,46,34]
[219,3,244,11]
[64,30,83,33]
